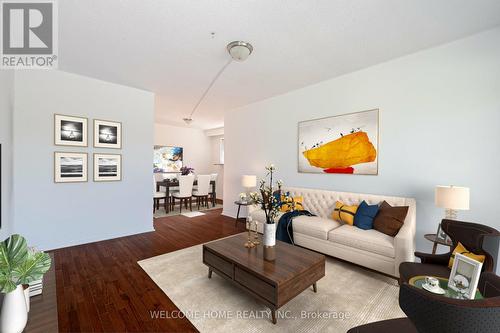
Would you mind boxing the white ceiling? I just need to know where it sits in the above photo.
[58,0,500,129]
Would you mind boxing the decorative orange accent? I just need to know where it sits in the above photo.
[324,167,354,174]
[303,132,376,169]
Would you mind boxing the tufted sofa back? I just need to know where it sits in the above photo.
[284,186,416,222]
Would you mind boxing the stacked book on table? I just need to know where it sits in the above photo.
[28,278,43,297]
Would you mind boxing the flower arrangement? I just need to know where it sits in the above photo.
[249,164,293,224]
[180,166,194,175]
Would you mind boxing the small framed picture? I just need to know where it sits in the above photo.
[54,114,88,147]
[94,154,122,182]
[54,152,88,183]
[448,253,483,299]
[94,119,122,149]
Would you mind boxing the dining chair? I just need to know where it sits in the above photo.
[154,173,166,192]
[153,175,167,212]
[192,175,211,210]
[209,173,218,207]
[171,174,195,213]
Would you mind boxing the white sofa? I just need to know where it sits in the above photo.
[248,187,416,277]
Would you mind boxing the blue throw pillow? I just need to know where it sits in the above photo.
[354,201,379,230]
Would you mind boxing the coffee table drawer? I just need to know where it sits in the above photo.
[204,250,233,278]
[235,266,275,303]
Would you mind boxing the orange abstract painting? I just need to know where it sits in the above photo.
[298,109,378,175]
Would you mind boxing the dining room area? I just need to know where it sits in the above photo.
[152,124,224,218]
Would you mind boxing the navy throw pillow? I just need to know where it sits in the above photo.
[354,201,379,230]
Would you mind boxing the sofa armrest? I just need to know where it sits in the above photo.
[394,199,416,277]
[414,251,451,265]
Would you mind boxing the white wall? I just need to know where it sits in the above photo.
[0,71,14,240]
[209,135,224,200]
[224,28,500,270]
[13,70,155,250]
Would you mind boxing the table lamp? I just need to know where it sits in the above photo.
[241,175,257,202]
[435,185,470,239]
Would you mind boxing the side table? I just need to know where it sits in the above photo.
[424,233,453,254]
[234,200,253,226]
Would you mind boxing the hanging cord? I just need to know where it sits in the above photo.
[187,58,233,120]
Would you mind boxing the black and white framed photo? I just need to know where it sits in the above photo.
[54,152,88,183]
[448,253,483,299]
[94,154,122,182]
[54,114,88,147]
[94,119,122,149]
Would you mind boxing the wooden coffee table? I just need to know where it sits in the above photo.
[202,233,325,324]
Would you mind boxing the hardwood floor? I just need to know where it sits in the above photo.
[52,209,245,332]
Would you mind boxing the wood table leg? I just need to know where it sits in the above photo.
[208,268,212,279]
[271,309,277,324]
[312,282,317,293]
[166,185,170,213]
[235,204,241,227]
[212,182,216,207]
[432,241,438,255]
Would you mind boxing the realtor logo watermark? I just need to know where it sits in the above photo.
[1,0,58,68]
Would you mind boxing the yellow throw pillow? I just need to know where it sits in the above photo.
[280,196,304,212]
[332,201,358,225]
[448,242,486,268]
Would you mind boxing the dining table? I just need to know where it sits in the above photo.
[156,178,216,213]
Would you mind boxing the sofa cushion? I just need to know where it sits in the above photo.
[332,201,358,225]
[328,224,395,258]
[249,209,284,224]
[354,200,379,230]
[373,201,409,236]
[293,216,342,240]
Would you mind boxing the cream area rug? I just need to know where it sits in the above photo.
[138,238,405,332]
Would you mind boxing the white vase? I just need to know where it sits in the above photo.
[263,223,276,247]
[1,285,28,333]
[23,285,30,312]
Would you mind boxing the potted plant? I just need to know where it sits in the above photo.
[0,234,51,333]
[249,164,291,248]
[180,166,194,175]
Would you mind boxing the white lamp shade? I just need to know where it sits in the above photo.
[435,186,470,210]
[241,175,257,188]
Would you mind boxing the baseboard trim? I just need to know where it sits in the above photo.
[216,198,223,205]
[221,211,237,219]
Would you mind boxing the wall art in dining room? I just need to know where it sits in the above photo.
[94,119,122,149]
[94,154,122,182]
[54,152,88,183]
[54,114,88,147]
[153,146,183,173]
[298,109,379,175]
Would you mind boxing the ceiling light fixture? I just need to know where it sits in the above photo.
[183,41,253,125]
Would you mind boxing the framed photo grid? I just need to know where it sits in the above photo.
[53,114,123,183]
